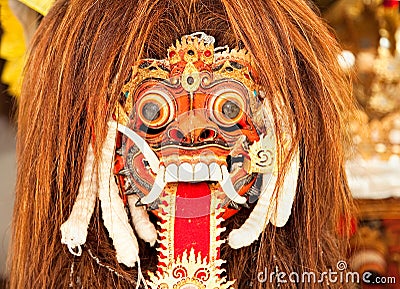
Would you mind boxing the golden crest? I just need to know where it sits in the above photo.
[146,249,235,289]
[168,35,214,65]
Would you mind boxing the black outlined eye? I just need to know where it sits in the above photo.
[222,100,240,120]
[137,92,175,128]
[142,102,160,121]
[211,91,245,126]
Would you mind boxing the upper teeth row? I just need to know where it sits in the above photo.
[163,162,224,182]
[140,162,247,205]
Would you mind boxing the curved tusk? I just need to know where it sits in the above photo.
[117,124,160,174]
[219,165,247,204]
[228,149,299,249]
[228,173,276,249]
[139,165,166,205]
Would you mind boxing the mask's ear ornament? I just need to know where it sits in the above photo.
[61,32,299,288]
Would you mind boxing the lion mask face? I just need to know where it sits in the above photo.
[115,33,275,218]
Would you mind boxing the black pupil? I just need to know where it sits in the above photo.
[142,102,160,121]
[222,101,240,119]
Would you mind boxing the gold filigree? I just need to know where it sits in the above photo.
[147,249,234,289]
[214,47,252,64]
[168,35,214,65]
[212,59,257,92]
[115,34,261,123]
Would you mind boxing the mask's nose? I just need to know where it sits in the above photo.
[166,110,219,144]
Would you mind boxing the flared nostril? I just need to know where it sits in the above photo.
[167,124,218,144]
[168,127,185,142]
[198,128,218,142]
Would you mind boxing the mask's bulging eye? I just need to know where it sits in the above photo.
[222,101,240,119]
[137,92,175,128]
[142,102,160,121]
[211,91,245,127]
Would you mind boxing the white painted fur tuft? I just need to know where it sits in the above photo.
[61,145,97,250]
[61,121,145,267]
[98,121,139,267]
[269,152,299,227]
[127,195,157,246]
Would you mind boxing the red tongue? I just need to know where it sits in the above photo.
[174,182,211,260]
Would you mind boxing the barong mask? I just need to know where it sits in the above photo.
[61,33,299,288]
[116,33,272,213]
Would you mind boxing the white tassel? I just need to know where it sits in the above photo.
[127,195,157,246]
[61,144,97,255]
[61,121,156,267]
[228,150,299,249]
[98,121,139,267]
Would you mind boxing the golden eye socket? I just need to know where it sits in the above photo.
[212,91,245,126]
[137,92,174,128]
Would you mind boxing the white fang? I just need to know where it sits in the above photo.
[140,165,166,204]
[117,124,160,174]
[219,165,247,204]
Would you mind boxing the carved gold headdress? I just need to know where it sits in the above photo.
[117,32,260,126]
